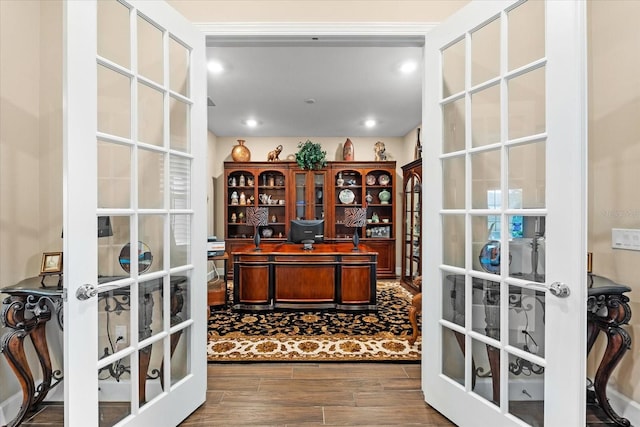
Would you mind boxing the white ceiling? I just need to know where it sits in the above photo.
[206,36,424,137]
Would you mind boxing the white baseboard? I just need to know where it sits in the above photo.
[0,391,22,426]
[607,385,640,426]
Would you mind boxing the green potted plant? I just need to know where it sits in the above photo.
[295,140,327,170]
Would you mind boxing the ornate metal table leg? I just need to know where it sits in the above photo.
[588,288,632,427]
[1,296,37,427]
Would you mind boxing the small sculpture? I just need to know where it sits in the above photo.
[374,141,387,161]
[267,145,283,161]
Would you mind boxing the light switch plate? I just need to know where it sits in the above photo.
[611,228,640,251]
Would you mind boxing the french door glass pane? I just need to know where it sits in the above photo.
[137,15,163,84]
[471,150,500,209]
[97,0,130,68]
[442,38,465,98]
[169,37,190,97]
[508,67,546,140]
[138,148,164,209]
[471,338,499,406]
[138,214,164,275]
[170,326,191,387]
[169,97,189,152]
[508,285,546,356]
[442,326,465,387]
[443,273,464,326]
[508,351,545,426]
[442,156,465,209]
[442,214,465,268]
[98,65,131,139]
[471,84,500,147]
[98,141,131,209]
[509,141,546,209]
[471,279,501,340]
[98,216,131,279]
[170,214,191,268]
[508,0,545,71]
[443,98,465,153]
[98,354,132,426]
[471,17,500,86]
[138,82,164,147]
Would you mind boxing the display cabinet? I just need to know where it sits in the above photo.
[329,161,396,278]
[401,158,422,290]
[224,160,396,279]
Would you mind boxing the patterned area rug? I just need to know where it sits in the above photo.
[207,282,421,362]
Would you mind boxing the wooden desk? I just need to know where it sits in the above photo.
[232,242,377,311]
[207,253,229,309]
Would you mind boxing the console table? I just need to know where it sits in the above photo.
[1,275,186,427]
[232,242,377,311]
[587,275,632,427]
[0,277,63,427]
[445,274,632,425]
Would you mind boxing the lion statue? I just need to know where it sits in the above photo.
[374,141,387,161]
[267,144,283,161]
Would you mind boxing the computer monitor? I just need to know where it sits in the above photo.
[289,219,324,249]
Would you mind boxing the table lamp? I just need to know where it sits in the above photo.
[246,207,269,251]
[344,207,367,251]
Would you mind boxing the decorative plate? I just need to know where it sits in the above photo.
[366,174,376,185]
[339,189,355,204]
[378,174,390,186]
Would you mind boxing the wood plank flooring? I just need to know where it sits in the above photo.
[180,363,453,426]
[20,362,620,426]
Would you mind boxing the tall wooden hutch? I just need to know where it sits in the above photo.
[223,161,397,279]
[401,158,422,291]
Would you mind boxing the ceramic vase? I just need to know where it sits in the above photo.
[231,139,251,162]
[343,138,354,161]
[379,189,391,204]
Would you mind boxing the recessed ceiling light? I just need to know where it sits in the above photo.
[399,61,417,74]
[208,60,224,74]
[365,119,376,128]
[245,119,258,128]
[304,98,316,104]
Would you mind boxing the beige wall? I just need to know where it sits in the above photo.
[0,0,63,407]
[587,0,640,403]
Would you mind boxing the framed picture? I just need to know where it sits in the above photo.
[40,252,63,274]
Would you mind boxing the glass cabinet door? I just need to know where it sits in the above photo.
[293,170,326,222]
[402,169,421,288]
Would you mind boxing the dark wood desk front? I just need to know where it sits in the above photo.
[232,242,377,311]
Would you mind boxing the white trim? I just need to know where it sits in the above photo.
[195,22,436,37]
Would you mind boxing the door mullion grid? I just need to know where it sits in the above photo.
[498,8,510,412]
[161,24,172,394]
[128,3,141,413]
[462,28,474,395]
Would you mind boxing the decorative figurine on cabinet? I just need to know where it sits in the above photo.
[267,144,283,161]
[374,141,387,161]
[343,138,354,161]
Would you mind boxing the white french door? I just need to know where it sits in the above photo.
[422,0,587,425]
[63,1,207,425]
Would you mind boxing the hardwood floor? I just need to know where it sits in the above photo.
[181,363,453,426]
[20,362,620,426]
